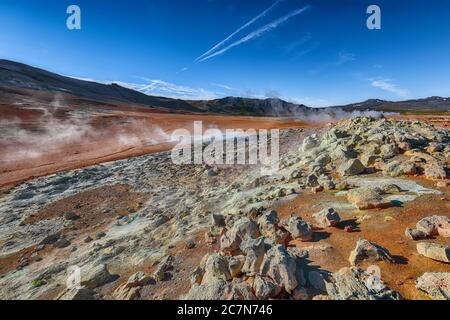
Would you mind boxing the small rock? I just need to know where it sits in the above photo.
[63,211,80,221]
[126,272,153,288]
[338,159,366,176]
[405,228,428,240]
[383,160,417,177]
[253,275,282,300]
[424,164,447,180]
[344,226,354,233]
[292,287,309,300]
[308,271,329,292]
[153,256,174,282]
[302,135,319,152]
[220,218,260,254]
[436,181,450,188]
[241,237,266,276]
[190,267,205,286]
[53,238,71,249]
[57,287,96,300]
[211,213,226,227]
[257,210,279,240]
[347,187,392,210]
[416,242,450,263]
[416,272,450,300]
[228,255,245,278]
[416,216,449,237]
[438,221,450,238]
[84,236,93,243]
[349,239,394,265]
[81,264,114,289]
[259,245,298,293]
[40,233,60,245]
[313,208,341,228]
[96,232,106,239]
[202,254,232,283]
[205,168,219,176]
[282,216,313,241]
[326,267,401,300]
[185,239,196,249]
[204,231,216,245]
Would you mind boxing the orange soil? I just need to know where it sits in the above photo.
[387,114,450,128]
[0,106,317,188]
[276,177,450,300]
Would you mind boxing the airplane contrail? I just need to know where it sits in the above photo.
[195,0,284,62]
[198,5,311,63]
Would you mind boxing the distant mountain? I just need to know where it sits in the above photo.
[189,96,310,116]
[0,59,200,112]
[1,59,449,115]
[338,97,450,113]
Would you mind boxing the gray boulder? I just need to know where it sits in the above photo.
[259,245,298,293]
[220,218,260,254]
[57,287,96,300]
[302,135,319,152]
[240,237,267,276]
[228,255,245,278]
[282,216,313,241]
[308,271,329,292]
[424,164,447,180]
[126,272,153,288]
[416,242,450,263]
[211,213,226,228]
[338,159,366,176]
[349,239,394,265]
[326,267,401,300]
[81,264,115,289]
[257,211,279,240]
[202,254,232,283]
[183,280,229,300]
[383,160,417,177]
[153,255,174,281]
[347,187,392,210]
[405,228,428,240]
[313,208,341,228]
[416,215,449,236]
[416,272,450,300]
[253,275,282,300]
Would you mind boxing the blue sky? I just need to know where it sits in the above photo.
[0,0,449,106]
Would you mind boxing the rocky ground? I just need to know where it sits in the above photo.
[0,116,448,300]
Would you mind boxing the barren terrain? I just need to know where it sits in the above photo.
[0,110,448,300]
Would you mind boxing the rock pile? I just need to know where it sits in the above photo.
[185,211,399,300]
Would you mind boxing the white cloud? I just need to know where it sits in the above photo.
[118,79,219,100]
[195,0,284,62]
[336,51,356,65]
[283,32,312,53]
[197,5,311,62]
[211,83,237,91]
[176,67,189,74]
[68,75,219,100]
[370,79,409,98]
